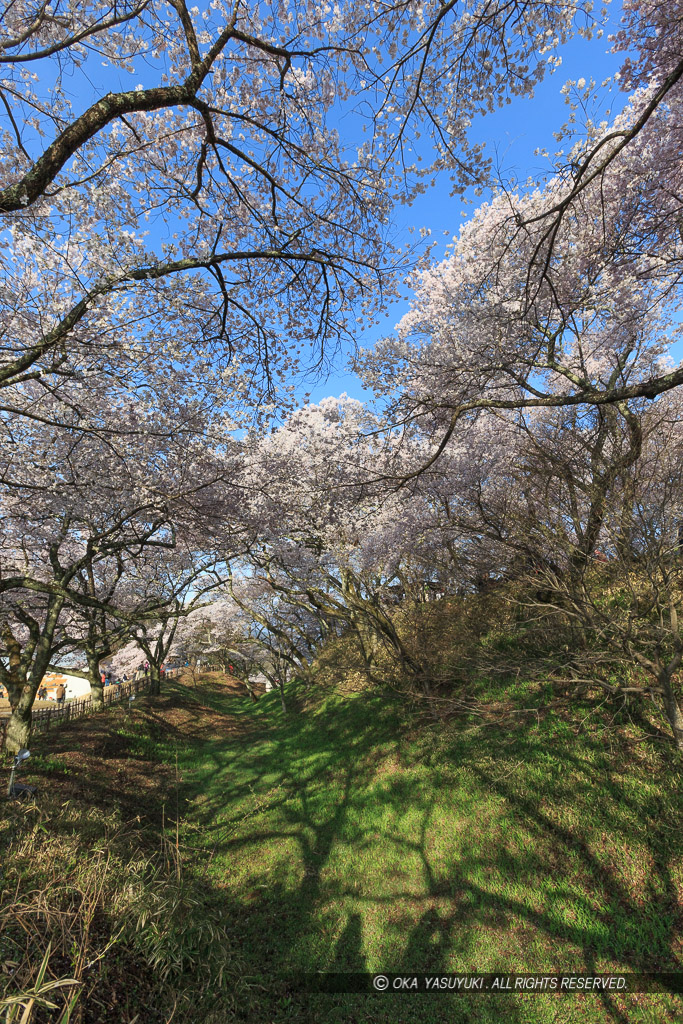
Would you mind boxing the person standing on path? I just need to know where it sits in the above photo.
[56,682,66,705]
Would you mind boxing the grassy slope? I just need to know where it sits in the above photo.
[0,688,253,1024]
[167,672,682,1024]
[2,663,681,1023]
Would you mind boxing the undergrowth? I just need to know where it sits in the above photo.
[0,704,248,1024]
[1,589,682,1024]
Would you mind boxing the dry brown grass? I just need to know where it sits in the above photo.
[0,694,248,1024]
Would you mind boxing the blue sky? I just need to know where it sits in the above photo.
[307,10,628,405]
[3,2,631,415]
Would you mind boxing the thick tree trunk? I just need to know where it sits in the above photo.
[661,673,683,753]
[87,651,104,711]
[4,684,34,754]
[149,663,161,696]
[2,595,63,753]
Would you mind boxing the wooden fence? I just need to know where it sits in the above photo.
[0,667,183,745]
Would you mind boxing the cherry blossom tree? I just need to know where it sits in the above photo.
[244,385,681,745]
[55,562,138,711]
[225,571,326,705]
[0,391,243,749]
[0,499,177,750]
[111,550,234,694]
[164,597,252,674]
[356,0,683,462]
[405,389,683,748]
[234,396,455,689]
[0,0,598,432]
[507,393,683,751]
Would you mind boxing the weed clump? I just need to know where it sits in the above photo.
[0,718,248,1023]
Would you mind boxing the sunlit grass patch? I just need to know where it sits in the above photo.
[167,673,682,1023]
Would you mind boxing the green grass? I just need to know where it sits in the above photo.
[0,697,251,1024]
[159,675,683,1024]
[4,668,680,1022]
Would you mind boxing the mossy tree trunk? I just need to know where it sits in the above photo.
[658,649,683,754]
[148,662,162,696]
[2,595,64,754]
[86,648,105,710]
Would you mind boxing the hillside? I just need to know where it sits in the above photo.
[1,642,681,1023]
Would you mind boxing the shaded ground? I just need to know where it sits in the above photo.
[172,676,682,1024]
[0,678,254,1024]
[2,671,682,1024]
[17,675,256,823]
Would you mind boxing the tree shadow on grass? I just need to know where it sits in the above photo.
[179,686,683,1024]
[331,911,367,971]
[33,679,680,1024]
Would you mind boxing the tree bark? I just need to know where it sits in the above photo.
[244,678,259,702]
[2,594,64,753]
[149,663,161,696]
[4,684,34,754]
[352,618,376,670]
[661,672,683,752]
[87,650,104,710]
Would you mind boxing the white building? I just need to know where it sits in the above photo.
[40,671,91,700]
